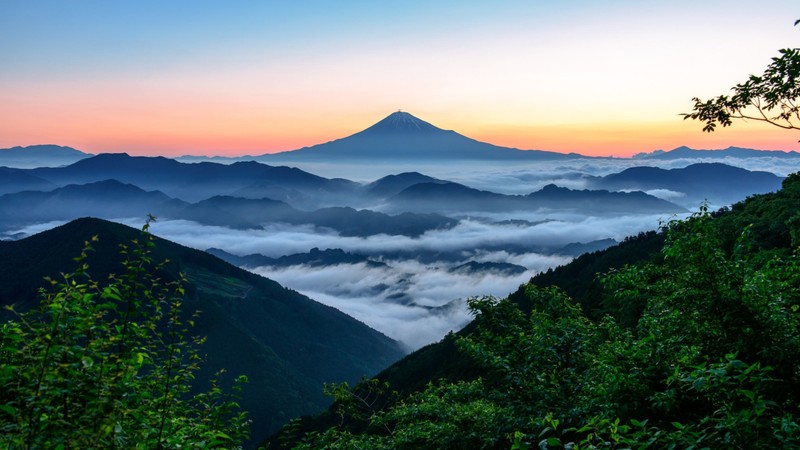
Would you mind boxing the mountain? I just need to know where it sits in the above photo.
[207,247,387,269]
[0,144,92,168]
[0,179,186,230]
[363,172,449,198]
[182,196,458,237]
[28,153,359,203]
[525,184,687,213]
[0,218,405,447]
[387,182,513,212]
[555,238,618,256]
[0,167,56,195]
[449,260,528,276]
[0,182,458,238]
[592,162,784,207]
[633,145,800,159]
[384,181,687,215]
[256,111,583,162]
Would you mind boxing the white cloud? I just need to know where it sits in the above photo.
[644,188,686,200]
[114,213,669,349]
[251,260,533,350]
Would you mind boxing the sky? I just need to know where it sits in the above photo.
[1,1,798,157]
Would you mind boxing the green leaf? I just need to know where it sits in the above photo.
[0,404,16,416]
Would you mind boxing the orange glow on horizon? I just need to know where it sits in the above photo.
[4,114,800,158]
[467,120,800,157]
[2,81,798,158]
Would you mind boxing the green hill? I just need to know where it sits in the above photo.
[0,218,405,447]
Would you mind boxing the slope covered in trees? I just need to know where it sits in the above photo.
[0,218,405,447]
[277,174,800,449]
[1,221,250,448]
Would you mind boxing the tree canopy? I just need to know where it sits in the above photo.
[683,21,800,139]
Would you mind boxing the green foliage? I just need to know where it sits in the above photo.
[683,22,800,138]
[293,379,511,450]
[459,290,610,422]
[0,221,249,448]
[539,355,798,449]
[528,230,664,321]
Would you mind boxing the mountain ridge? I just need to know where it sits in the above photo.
[633,145,800,159]
[385,180,687,215]
[0,182,458,238]
[26,153,359,203]
[591,162,784,206]
[0,144,92,168]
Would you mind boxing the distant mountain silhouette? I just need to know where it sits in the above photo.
[28,153,359,203]
[633,145,800,160]
[0,218,405,445]
[363,172,448,198]
[526,184,686,213]
[0,179,186,229]
[182,196,457,237]
[385,181,686,214]
[449,260,528,276]
[257,111,582,162]
[207,247,387,269]
[0,167,56,195]
[592,163,784,206]
[206,248,277,268]
[390,182,508,209]
[0,144,91,168]
[0,182,458,238]
[555,238,618,256]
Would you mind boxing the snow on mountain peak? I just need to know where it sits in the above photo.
[360,111,444,135]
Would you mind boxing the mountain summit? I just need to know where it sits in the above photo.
[258,111,581,162]
[359,111,443,135]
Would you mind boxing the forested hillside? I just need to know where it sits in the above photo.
[277,174,800,449]
[0,218,405,447]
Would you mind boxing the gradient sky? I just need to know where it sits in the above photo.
[1,1,798,157]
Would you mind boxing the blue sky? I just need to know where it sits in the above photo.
[2,1,798,156]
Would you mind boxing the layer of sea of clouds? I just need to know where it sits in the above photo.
[136,213,667,349]
[251,260,540,350]
[133,213,671,259]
